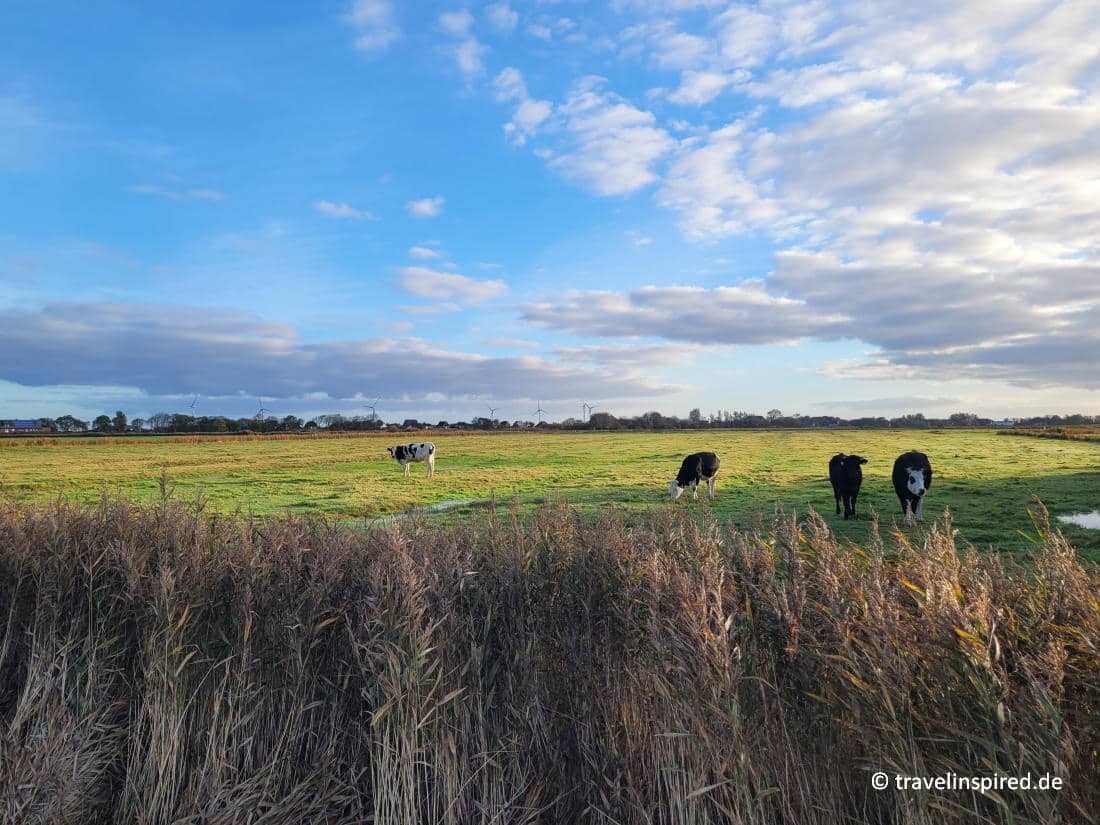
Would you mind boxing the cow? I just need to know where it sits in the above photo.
[892,451,932,527]
[387,442,436,478]
[670,452,720,500]
[828,453,867,520]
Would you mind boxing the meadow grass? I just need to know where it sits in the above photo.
[0,494,1096,824]
[2,429,1098,559]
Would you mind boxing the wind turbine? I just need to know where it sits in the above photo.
[588,403,599,422]
[364,397,379,422]
[533,401,546,424]
[488,405,499,423]
[256,399,270,429]
[189,396,198,417]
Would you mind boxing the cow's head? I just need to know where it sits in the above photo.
[906,467,926,496]
[386,447,395,458]
[669,479,684,500]
[851,456,868,467]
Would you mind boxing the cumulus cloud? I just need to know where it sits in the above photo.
[408,245,441,259]
[0,302,672,402]
[345,0,400,52]
[493,67,553,145]
[398,266,507,303]
[129,184,225,202]
[313,200,375,219]
[549,77,674,195]
[496,0,1100,390]
[406,196,445,217]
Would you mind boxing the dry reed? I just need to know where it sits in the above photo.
[1,494,1096,824]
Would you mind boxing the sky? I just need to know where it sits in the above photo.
[2,0,1099,424]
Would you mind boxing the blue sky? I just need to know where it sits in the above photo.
[2,1,1099,423]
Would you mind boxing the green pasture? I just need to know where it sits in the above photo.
[2,430,1098,558]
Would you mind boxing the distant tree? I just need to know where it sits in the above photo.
[208,417,229,432]
[54,415,87,432]
[589,411,618,430]
[130,418,146,432]
[279,415,303,431]
[767,408,783,421]
[891,413,929,428]
[948,412,980,427]
[436,421,450,429]
[147,412,172,432]
[112,410,128,432]
[92,415,112,432]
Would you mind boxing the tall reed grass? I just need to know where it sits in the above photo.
[1,494,1096,824]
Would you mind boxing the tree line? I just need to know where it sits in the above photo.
[24,408,1100,435]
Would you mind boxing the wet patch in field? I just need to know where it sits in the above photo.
[1058,511,1100,529]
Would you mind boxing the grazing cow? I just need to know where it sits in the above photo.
[387,442,436,478]
[670,452,721,500]
[828,453,867,520]
[892,451,932,526]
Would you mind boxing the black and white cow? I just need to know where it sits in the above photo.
[892,451,932,527]
[387,442,436,478]
[670,452,720,500]
[828,453,867,520]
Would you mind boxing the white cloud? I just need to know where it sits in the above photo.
[408,245,441,259]
[406,196,445,217]
[524,283,845,345]
[345,0,400,52]
[550,77,674,195]
[485,337,540,349]
[494,68,553,145]
[493,67,527,101]
[667,70,738,105]
[129,184,225,202]
[439,9,474,36]
[485,1,519,33]
[439,9,487,80]
[398,266,507,303]
[313,200,375,219]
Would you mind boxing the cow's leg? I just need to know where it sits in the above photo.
[427,455,434,478]
[691,481,699,500]
[835,491,841,515]
[404,463,410,477]
[850,492,858,519]
[903,499,913,527]
[707,477,716,499]
[916,496,924,522]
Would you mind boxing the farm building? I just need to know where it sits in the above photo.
[0,419,50,433]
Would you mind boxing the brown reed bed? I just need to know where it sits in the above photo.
[1,493,1097,824]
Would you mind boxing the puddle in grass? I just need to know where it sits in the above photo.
[1058,511,1100,529]
[375,499,478,523]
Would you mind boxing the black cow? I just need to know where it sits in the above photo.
[892,451,932,526]
[670,452,720,500]
[828,453,867,520]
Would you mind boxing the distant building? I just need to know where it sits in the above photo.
[0,419,50,433]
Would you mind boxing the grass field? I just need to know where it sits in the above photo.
[2,429,1099,558]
